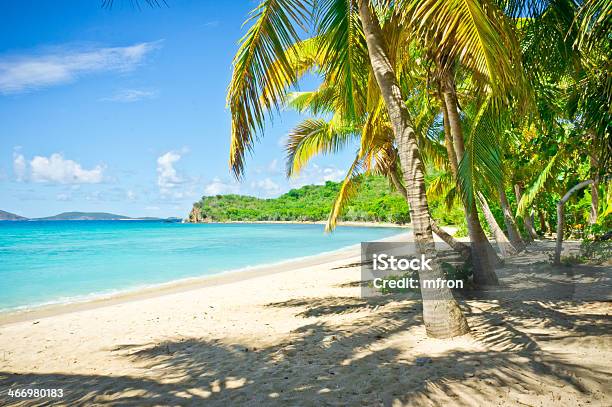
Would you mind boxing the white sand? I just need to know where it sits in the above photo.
[0,237,610,406]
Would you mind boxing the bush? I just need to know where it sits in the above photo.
[190,175,417,224]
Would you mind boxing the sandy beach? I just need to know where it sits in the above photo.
[197,220,411,228]
[0,235,610,406]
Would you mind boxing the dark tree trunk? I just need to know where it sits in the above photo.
[538,210,547,235]
[441,72,499,285]
[358,0,469,338]
[546,214,553,235]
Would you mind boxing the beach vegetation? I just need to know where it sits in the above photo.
[225,0,610,338]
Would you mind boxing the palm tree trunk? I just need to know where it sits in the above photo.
[441,86,503,269]
[441,72,498,285]
[529,213,538,237]
[389,166,471,258]
[439,88,460,176]
[438,91,475,258]
[358,0,469,338]
[589,146,599,226]
[514,184,537,241]
[499,187,525,250]
[590,181,599,225]
[554,180,594,264]
[477,192,517,257]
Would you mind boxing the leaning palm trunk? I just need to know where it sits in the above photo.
[431,220,472,258]
[358,0,469,338]
[440,89,502,270]
[389,166,471,258]
[499,187,525,250]
[514,184,538,241]
[441,73,499,285]
[477,192,517,257]
[554,180,594,264]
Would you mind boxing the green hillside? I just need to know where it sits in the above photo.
[188,176,412,224]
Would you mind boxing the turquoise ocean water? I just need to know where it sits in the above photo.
[0,221,403,311]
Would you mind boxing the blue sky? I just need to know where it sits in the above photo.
[0,0,356,218]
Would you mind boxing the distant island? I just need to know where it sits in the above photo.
[0,210,28,221]
[0,210,181,222]
[186,175,412,224]
[36,212,132,221]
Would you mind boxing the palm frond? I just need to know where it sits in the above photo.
[575,0,612,52]
[426,170,453,197]
[285,87,337,115]
[326,156,364,231]
[359,98,392,160]
[228,0,312,178]
[315,0,369,121]
[404,0,527,102]
[285,117,358,177]
[457,96,504,208]
[516,150,564,216]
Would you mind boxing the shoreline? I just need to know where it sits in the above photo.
[0,230,412,326]
[184,220,410,228]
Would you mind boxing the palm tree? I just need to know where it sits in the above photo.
[513,0,610,244]
[227,0,471,338]
[401,0,534,280]
[281,33,471,257]
[283,89,472,257]
[356,0,471,337]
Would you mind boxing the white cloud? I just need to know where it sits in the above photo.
[13,152,26,181]
[101,88,158,103]
[0,41,161,94]
[156,150,201,200]
[289,164,345,188]
[28,153,104,184]
[251,177,281,196]
[157,151,183,191]
[204,177,240,195]
[267,158,281,174]
[321,166,345,182]
[56,193,71,201]
[277,135,289,147]
[126,190,137,201]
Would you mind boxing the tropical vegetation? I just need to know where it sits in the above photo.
[188,175,465,224]
[226,0,611,338]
